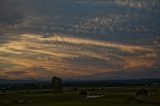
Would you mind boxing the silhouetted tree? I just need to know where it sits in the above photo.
[51,76,62,95]
[79,89,87,97]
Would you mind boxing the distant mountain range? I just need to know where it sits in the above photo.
[0,79,40,85]
[1,78,160,86]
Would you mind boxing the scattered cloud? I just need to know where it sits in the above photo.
[115,0,159,9]
[0,0,159,79]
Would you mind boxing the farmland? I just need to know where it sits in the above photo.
[0,85,160,106]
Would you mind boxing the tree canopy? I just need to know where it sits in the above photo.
[51,76,62,95]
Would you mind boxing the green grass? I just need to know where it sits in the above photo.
[1,86,160,106]
[13,102,157,106]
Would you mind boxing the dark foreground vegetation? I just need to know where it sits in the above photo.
[0,79,160,106]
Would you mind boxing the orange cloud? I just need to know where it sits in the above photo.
[0,33,158,79]
[124,57,155,70]
[21,34,153,53]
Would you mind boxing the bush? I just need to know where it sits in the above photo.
[136,88,148,96]
[135,88,149,103]
[79,89,87,96]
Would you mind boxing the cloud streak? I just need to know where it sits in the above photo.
[0,33,158,79]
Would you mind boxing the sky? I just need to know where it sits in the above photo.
[0,0,160,80]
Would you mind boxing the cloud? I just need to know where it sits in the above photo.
[0,0,159,79]
[4,71,29,80]
[0,0,159,39]
[124,57,156,70]
[115,0,159,9]
[0,33,158,79]
[20,34,153,52]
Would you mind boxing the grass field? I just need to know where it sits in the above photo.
[0,86,160,106]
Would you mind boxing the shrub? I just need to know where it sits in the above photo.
[79,89,87,96]
[135,88,149,103]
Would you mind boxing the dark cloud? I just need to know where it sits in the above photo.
[0,0,159,38]
[0,0,23,25]
[0,0,25,37]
